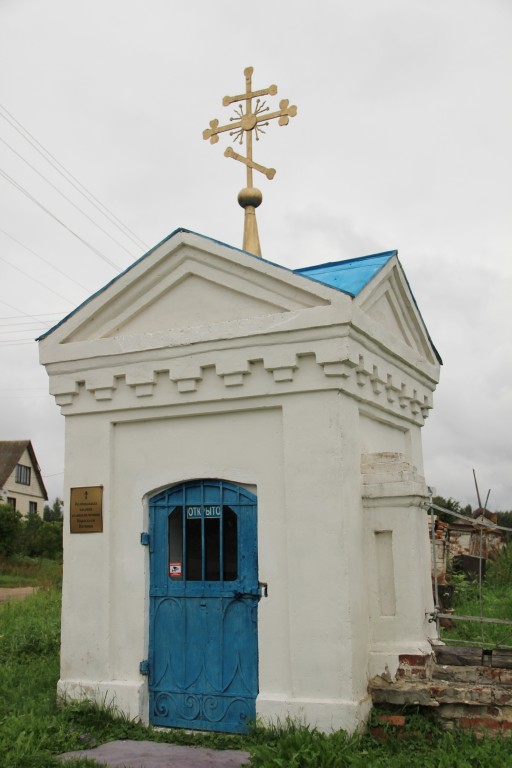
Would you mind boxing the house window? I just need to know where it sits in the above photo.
[7,497,16,510]
[15,464,31,485]
[29,501,37,514]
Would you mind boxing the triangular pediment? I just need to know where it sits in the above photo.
[43,230,334,346]
[356,259,439,365]
[65,267,301,343]
[102,273,289,338]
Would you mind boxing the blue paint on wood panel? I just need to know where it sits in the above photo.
[148,480,258,733]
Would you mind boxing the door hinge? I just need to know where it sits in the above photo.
[140,532,150,546]
[139,659,149,676]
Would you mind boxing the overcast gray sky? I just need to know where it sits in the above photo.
[1,0,510,510]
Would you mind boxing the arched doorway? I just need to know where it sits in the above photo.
[148,480,259,733]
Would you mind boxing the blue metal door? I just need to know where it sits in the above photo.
[148,480,259,733]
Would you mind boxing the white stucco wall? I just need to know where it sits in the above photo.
[40,232,440,732]
[58,393,374,731]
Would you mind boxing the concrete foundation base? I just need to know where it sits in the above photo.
[256,693,373,733]
[57,679,148,722]
[57,679,373,734]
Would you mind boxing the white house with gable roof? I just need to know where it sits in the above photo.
[38,228,440,733]
[0,440,48,517]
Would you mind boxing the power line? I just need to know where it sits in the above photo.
[0,340,35,347]
[0,135,139,258]
[0,298,60,325]
[0,335,40,340]
[0,319,58,328]
[0,252,76,304]
[0,302,68,347]
[0,166,123,271]
[0,317,53,324]
[0,393,49,397]
[0,103,149,252]
[0,226,93,294]
[0,328,53,335]
[0,312,63,321]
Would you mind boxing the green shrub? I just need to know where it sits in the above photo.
[0,504,22,557]
[0,505,63,563]
[43,497,63,522]
[487,543,512,586]
[21,512,63,559]
[442,545,512,647]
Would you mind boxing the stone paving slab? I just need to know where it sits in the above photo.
[57,740,251,768]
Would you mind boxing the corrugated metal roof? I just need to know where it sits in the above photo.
[293,251,397,297]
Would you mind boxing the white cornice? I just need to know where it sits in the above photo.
[46,332,437,426]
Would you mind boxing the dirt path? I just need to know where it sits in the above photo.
[0,586,38,603]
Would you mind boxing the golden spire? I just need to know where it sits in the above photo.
[203,66,297,257]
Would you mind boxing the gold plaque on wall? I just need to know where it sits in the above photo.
[70,486,103,533]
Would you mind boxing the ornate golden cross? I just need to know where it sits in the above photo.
[203,66,297,257]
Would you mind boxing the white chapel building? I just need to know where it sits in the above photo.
[39,227,440,733]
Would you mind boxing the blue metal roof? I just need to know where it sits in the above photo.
[293,251,397,297]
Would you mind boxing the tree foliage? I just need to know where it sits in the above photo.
[496,510,512,529]
[23,510,62,559]
[432,495,472,523]
[0,500,62,560]
[0,503,22,557]
[43,497,63,522]
[487,542,512,586]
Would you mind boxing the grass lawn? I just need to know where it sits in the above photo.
[441,547,512,648]
[0,556,62,589]
[2,581,512,766]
